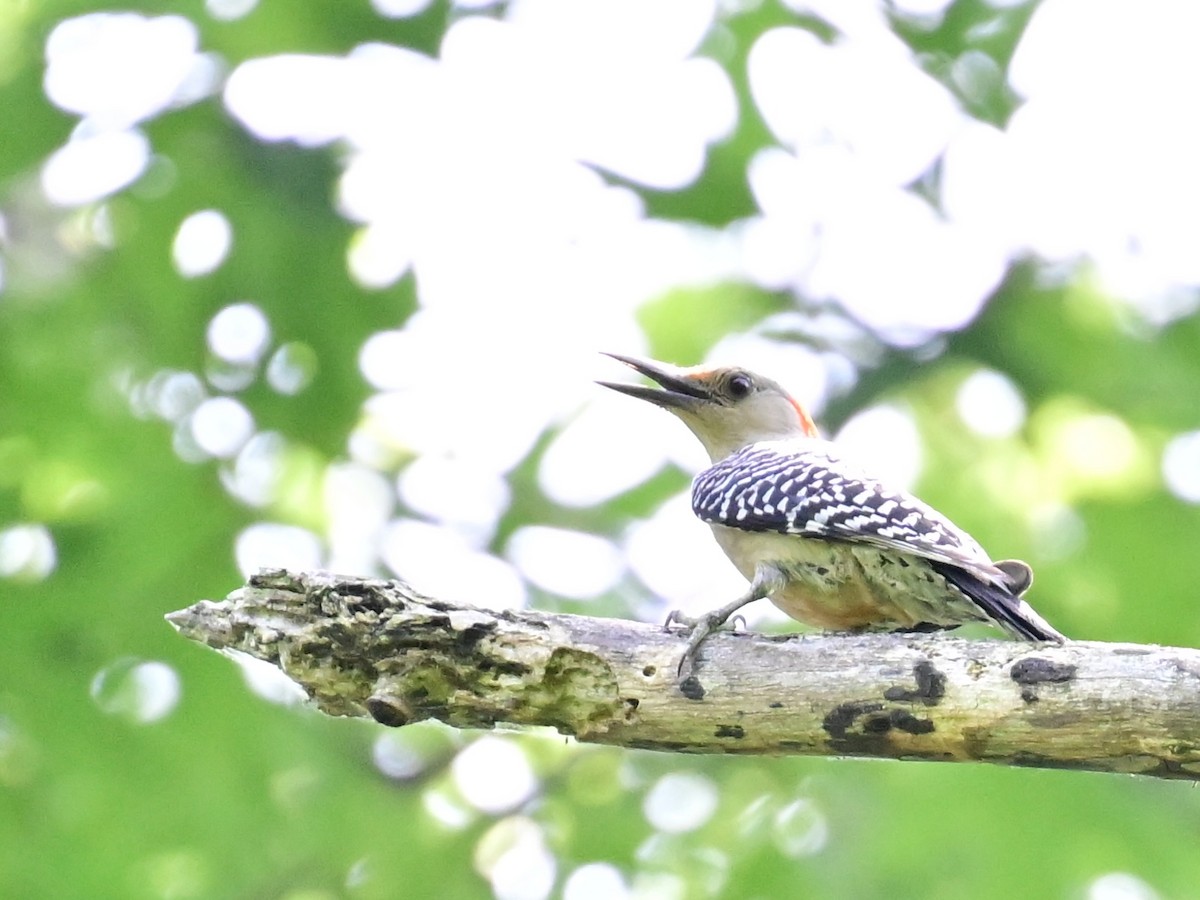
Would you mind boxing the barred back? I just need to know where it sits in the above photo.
[691,440,989,570]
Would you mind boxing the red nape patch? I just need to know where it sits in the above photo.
[789,395,819,437]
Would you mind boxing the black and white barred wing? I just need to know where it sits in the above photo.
[691,440,1063,643]
[690,440,998,581]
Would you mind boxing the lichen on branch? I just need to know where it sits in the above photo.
[167,569,1200,781]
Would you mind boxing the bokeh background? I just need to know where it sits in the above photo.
[4,0,1200,897]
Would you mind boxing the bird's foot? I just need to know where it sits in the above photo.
[661,566,781,688]
[663,608,738,682]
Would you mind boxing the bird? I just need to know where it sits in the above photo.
[599,352,1065,682]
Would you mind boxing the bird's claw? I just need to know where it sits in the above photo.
[663,608,734,681]
[662,609,696,631]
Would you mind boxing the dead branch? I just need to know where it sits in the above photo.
[165,569,1200,780]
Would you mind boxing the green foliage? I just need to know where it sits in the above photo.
[3,2,1200,899]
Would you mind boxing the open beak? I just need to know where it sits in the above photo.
[597,352,711,411]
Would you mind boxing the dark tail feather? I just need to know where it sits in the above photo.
[995,559,1033,596]
[929,561,1065,643]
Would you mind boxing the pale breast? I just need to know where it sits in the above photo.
[708,524,987,632]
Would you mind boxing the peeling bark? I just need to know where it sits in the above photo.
[166,569,1200,780]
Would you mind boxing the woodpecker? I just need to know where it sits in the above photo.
[599,353,1065,680]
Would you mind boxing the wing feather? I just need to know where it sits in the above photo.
[692,441,1000,582]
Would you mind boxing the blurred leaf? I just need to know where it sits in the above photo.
[3,3,1200,899]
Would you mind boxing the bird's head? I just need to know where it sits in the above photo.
[599,353,819,462]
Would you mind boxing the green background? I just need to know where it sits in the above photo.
[3,2,1200,898]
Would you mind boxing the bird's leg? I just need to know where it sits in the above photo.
[664,564,786,682]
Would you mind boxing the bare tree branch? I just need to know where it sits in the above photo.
[166,569,1200,780]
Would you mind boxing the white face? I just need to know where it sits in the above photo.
[674,388,808,461]
[601,356,813,461]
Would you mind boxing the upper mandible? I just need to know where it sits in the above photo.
[597,353,819,462]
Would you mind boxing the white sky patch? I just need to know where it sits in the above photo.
[506,526,624,599]
[221,430,286,507]
[1121,288,1200,331]
[346,223,413,289]
[356,315,643,476]
[737,213,815,291]
[225,54,353,145]
[1087,872,1161,900]
[834,405,923,492]
[423,786,475,831]
[205,358,256,393]
[892,0,956,16]
[635,836,728,895]
[563,863,631,900]
[780,0,899,42]
[956,369,1027,438]
[266,342,318,395]
[172,419,210,464]
[35,0,1200,374]
[643,772,718,834]
[0,524,58,581]
[623,495,750,619]
[207,303,270,366]
[45,13,205,129]
[41,129,150,207]
[207,0,259,21]
[189,396,255,458]
[371,0,434,17]
[228,650,309,705]
[173,209,233,277]
[453,737,537,814]
[364,388,548,477]
[1162,431,1200,504]
[235,522,324,575]
[475,816,556,900]
[357,328,416,391]
[946,0,1200,306]
[373,731,435,780]
[772,798,829,858]
[745,147,1006,341]
[808,183,1003,340]
[539,392,694,507]
[379,519,527,610]
[324,463,396,573]
[224,7,736,322]
[398,455,512,538]
[90,659,181,724]
[744,2,1200,335]
[40,14,216,210]
[749,27,961,188]
[950,49,1003,109]
[436,3,732,189]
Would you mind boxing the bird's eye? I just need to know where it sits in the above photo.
[728,373,753,399]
